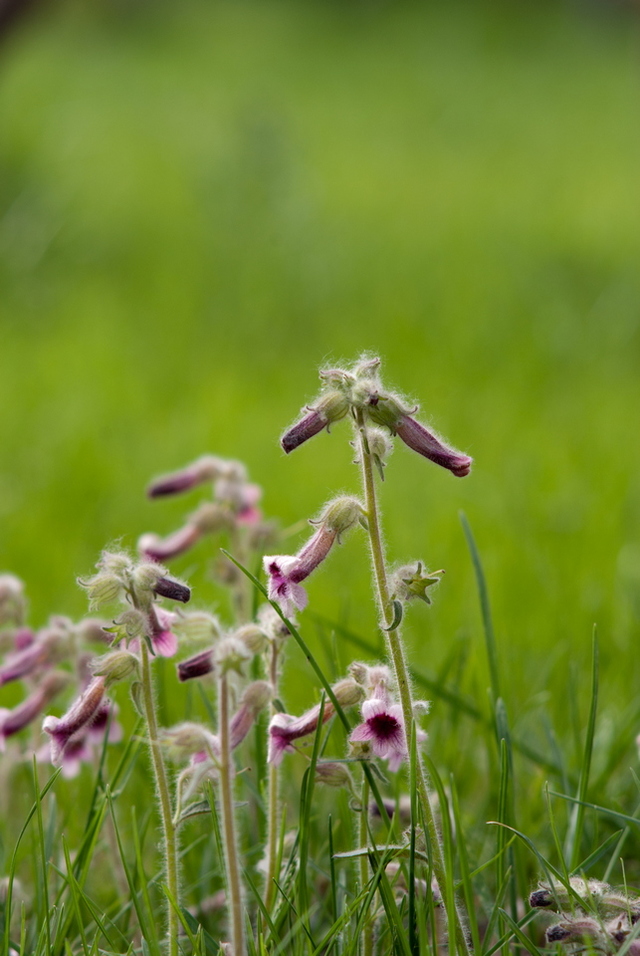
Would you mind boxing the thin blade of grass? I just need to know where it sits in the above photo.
[32,758,52,956]
[105,788,158,954]
[61,837,89,956]
[565,628,598,871]
[450,777,481,956]
[460,511,501,703]
[497,908,543,956]
[423,755,458,956]
[3,766,60,956]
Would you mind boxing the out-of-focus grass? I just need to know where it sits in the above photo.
[0,0,639,858]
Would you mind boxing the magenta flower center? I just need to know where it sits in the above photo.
[368,712,401,740]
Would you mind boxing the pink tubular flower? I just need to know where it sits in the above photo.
[350,695,408,772]
[394,416,472,477]
[177,647,215,682]
[138,525,203,562]
[0,671,68,750]
[43,676,107,766]
[268,703,334,765]
[147,456,222,498]
[263,526,338,617]
[281,390,350,454]
[268,677,362,765]
[148,608,179,658]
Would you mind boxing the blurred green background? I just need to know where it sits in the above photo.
[1,0,640,815]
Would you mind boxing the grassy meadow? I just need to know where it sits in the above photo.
[0,0,640,951]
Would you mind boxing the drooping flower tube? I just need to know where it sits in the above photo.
[268,678,362,765]
[263,497,363,617]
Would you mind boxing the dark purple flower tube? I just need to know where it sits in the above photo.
[152,576,191,604]
[281,410,327,454]
[177,648,215,682]
[395,416,472,477]
[147,456,221,498]
[281,390,350,454]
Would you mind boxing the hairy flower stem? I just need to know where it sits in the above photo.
[219,672,246,956]
[139,641,180,956]
[359,773,374,956]
[354,410,470,956]
[264,643,281,911]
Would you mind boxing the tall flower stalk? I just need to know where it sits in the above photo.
[279,355,473,955]
[354,407,470,956]
[218,668,246,956]
[139,639,180,956]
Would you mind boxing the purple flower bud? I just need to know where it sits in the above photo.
[281,409,327,454]
[394,416,472,477]
[177,648,215,682]
[147,456,222,497]
[152,577,191,604]
[43,676,107,766]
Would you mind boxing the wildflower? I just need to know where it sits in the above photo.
[281,390,350,453]
[148,608,179,658]
[394,416,472,477]
[160,722,219,762]
[177,647,215,681]
[147,455,223,497]
[138,526,203,562]
[0,671,68,750]
[263,497,362,616]
[350,692,408,772]
[268,678,362,764]
[43,676,107,766]
[56,735,94,779]
[280,356,472,476]
[0,626,66,686]
[215,637,251,675]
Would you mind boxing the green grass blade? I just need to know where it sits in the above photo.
[460,511,501,703]
[450,777,481,956]
[61,837,89,956]
[497,909,543,956]
[566,628,599,870]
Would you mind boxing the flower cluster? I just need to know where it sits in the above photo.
[34,551,191,774]
[530,878,640,954]
[139,455,272,562]
[265,662,428,775]
[0,578,124,774]
[281,355,472,478]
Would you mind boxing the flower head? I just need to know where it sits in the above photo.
[350,695,408,772]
